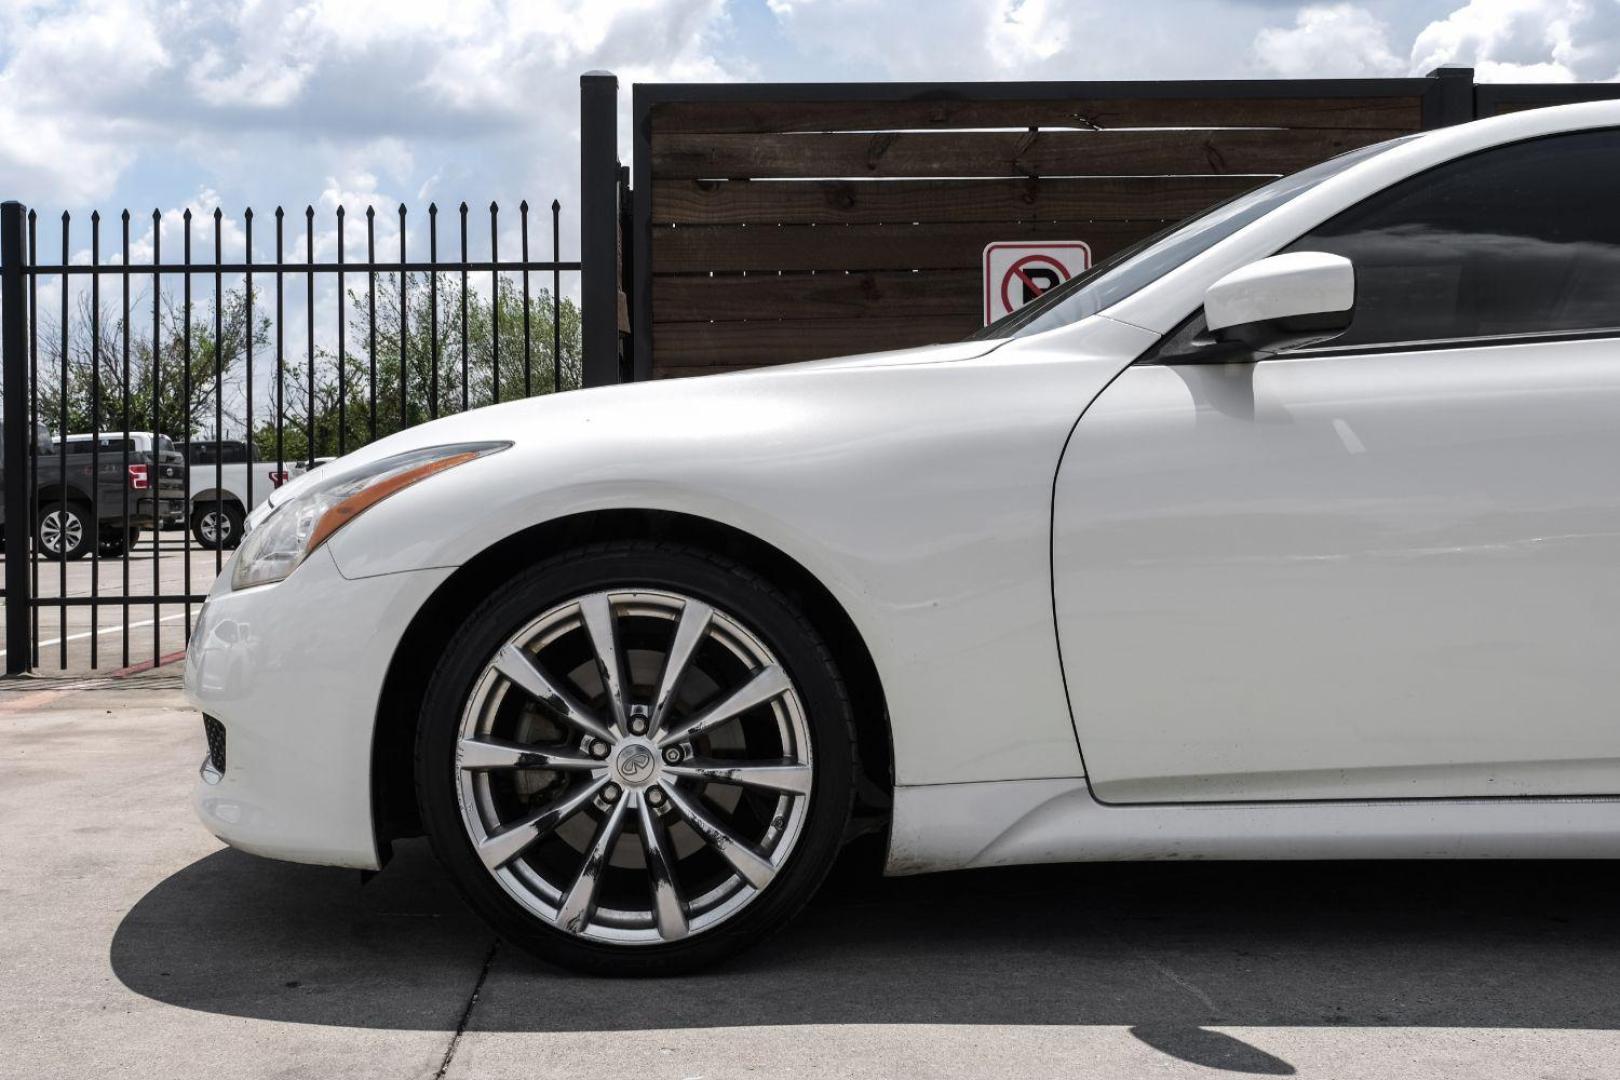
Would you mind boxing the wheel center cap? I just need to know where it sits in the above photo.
[612,739,658,787]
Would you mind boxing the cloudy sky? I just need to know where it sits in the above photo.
[2,0,1619,267]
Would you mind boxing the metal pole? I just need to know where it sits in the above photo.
[580,71,620,388]
[630,83,652,383]
[2,202,31,675]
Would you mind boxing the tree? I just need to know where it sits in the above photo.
[30,270,582,465]
[250,272,582,461]
[34,287,269,444]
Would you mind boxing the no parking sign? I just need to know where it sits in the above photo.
[983,241,1091,324]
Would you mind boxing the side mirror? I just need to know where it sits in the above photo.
[1203,251,1355,357]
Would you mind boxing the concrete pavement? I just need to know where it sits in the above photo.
[4,674,1620,1078]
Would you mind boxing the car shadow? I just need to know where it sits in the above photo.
[112,836,1620,1068]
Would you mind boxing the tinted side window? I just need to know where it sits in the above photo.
[54,437,132,453]
[1285,129,1620,349]
[190,441,248,465]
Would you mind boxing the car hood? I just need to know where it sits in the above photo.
[251,335,1007,524]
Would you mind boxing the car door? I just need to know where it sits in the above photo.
[1053,128,1620,804]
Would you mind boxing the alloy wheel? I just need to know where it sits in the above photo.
[40,509,83,556]
[454,589,814,944]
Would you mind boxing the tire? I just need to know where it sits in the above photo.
[98,525,142,558]
[36,500,93,560]
[191,501,245,550]
[416,541,856,975]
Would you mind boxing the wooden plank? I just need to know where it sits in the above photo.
[653,96,1422,133]
[1485,100,1559,116]
[652,175,1265,226]
[653,220,1161,273]
[1479,89,1620,117]
[654,269,983,322]
[650,127,1402,180]
[653,315,982,369]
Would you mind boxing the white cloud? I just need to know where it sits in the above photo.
[1250,0,1620,84]
[762,0,1094,80]
[0,104,136,207]
[0,0,168,203]
[1253,5,1405,77]
[0,0,743,214]
[986,0,1072,69]
[185,1,321,110]
[1410,0,1591,81]
[11,0,1620,223]
[4,0,169,106]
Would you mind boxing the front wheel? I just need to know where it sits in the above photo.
[416,542,855,975]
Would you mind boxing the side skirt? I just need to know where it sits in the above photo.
[885,778,1620,875]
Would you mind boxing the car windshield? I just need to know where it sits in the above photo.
[971,137,1412,341]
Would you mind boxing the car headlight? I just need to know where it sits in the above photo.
[232,441,509,591]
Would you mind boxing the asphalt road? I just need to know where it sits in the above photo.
[4,674,1620,1079]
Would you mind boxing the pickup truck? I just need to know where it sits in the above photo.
[182,440,295,549]
[0,426,187,559]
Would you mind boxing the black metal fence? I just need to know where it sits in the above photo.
[0,73,627,675]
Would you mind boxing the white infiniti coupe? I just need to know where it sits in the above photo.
[186,102,1620,974]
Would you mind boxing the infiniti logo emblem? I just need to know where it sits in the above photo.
[615,743,655,784]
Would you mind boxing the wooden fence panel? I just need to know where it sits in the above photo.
[651,128,1401,180]
[654,95,1422,133]
[640,85,1431,377]
[654,270,983,323]
[654,220,1159,274]
[1474,83,1620,118]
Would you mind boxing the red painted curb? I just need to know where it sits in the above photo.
[110,650,187,679]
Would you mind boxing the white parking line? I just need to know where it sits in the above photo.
[0,611,188,657]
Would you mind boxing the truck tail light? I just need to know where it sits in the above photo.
[128,464,150,490]
[269,470,290,488]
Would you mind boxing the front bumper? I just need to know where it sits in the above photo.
[183,546,455,869]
